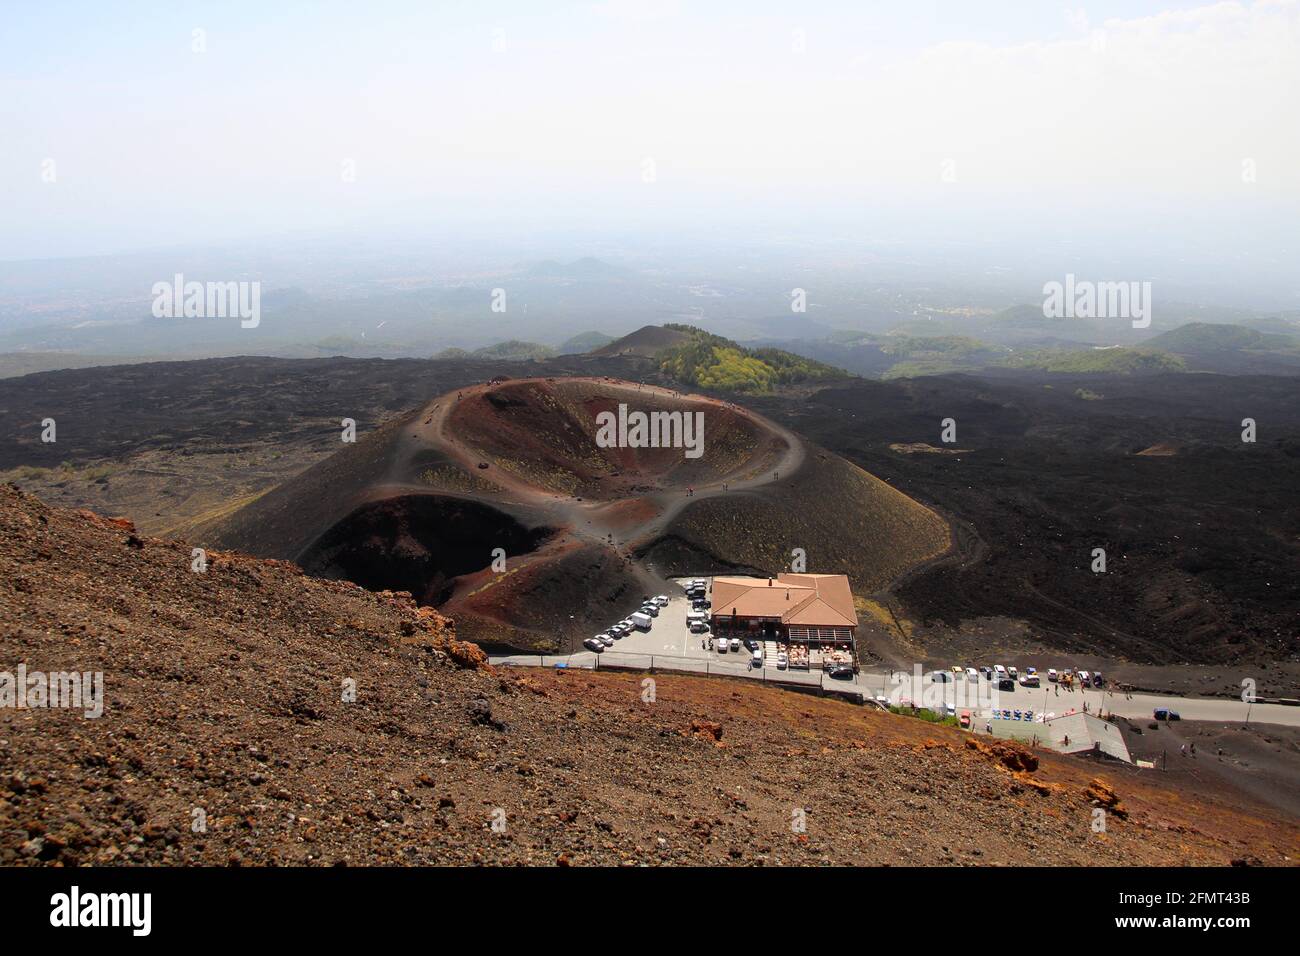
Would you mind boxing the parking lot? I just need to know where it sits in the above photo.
[571,578,828,682]
[596,582,706,660]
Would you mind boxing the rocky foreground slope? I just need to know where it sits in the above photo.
[0,485,1294,866]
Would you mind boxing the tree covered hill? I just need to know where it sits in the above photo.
[657,325,848,393]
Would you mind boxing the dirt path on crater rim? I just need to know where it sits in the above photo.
[407,376,809,567]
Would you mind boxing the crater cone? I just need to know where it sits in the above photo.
[205,376,951,652]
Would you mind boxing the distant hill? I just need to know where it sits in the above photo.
[656,325,847,393]
[557,330,615,354]
[434,340,556,362]
[590,324,693,357]
[592,324,846,392]
[1147,322,1295,353]
[1143,322,1300,374]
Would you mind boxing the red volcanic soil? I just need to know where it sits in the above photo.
[442,377,791,499]
[8,483,1294,867]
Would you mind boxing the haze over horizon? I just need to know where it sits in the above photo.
[2,0,1297,310]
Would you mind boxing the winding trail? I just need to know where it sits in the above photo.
[408,376,807,556]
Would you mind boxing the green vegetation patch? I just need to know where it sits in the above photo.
[658,325,844,393]
[1000,347,1185,374]
[888,705,960,727]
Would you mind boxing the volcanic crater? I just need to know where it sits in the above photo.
[206,377,951,651]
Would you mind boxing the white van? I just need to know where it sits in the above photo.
[629,612,652,630]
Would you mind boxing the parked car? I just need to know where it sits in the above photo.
[752,649,763,666]
[776,652,788,670]
[994,664,1008,677]
[728,638,741,652]
[959,709,972,729]
[639,604,659,617]
[951,665,963,677]
[689,620,709,633]
[1092,671,1105,687]
[965,667,979,682]
[998,678,1016,692]
[1078,670,1091,685]
[583,638,604,652]
[980,666,993,680]
[596,633,615,647]
[654,595,669,607]
[1047,668,1058,682]
[1154,707,1181,721]
[1018,673,1040,688]
[717,640,728,654]
[1008,666,1018,679]
[828,664,854,680]
[930,670,952,683]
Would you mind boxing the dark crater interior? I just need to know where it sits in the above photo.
[298,494,553,605]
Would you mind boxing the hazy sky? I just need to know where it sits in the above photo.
[3,0,1298,275]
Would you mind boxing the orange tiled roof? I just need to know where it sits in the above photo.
[711,573,856,628]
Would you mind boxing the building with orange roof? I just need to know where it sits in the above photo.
[710,573,858,669]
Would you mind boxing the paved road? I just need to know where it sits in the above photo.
[488,652,1300,728]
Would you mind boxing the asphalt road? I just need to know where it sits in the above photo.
[488,654,1300,728]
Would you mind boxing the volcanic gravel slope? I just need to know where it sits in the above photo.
[204,377,950,651]
[1,485,1296,866]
